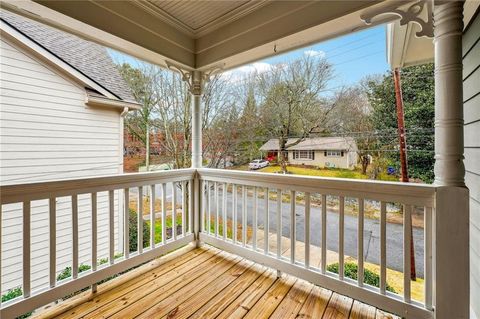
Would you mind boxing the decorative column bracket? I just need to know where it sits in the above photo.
[361,0,433,38]
[165,61,224,95]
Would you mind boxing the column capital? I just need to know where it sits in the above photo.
[165,62,223,96]
[361,0,433,37]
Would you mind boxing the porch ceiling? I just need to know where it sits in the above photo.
[1,0,391,71]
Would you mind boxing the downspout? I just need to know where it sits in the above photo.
[118,106,128,253]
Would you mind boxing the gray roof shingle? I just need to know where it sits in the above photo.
[1,10,136,102]
[260,137,358,151]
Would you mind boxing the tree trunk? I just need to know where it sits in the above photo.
[279,138,288,174]
[361,156,369,175]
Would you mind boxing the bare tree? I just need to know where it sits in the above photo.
[257,55,335,173]
[118,63,159,170]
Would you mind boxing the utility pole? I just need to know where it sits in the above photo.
[393,67,416,281]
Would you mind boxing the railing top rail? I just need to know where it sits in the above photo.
[198,168,436,207]
[0,168,196,204]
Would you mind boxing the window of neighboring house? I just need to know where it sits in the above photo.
[293,150,315,160]
[325,150,343,157]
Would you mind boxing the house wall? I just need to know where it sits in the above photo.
[287,150,356,169]
[0,37,123,294]
[463,7,480,318]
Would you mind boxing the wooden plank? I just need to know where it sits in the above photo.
[159,260,258,319]
[375,309,401,319]
[242,274,297,319]
[323,292,354,319]
[297,285,332,319]
[80,249,227,319]
[127,253,243,319]
[269,278,313,319]
[189,266,268,319]
[46,246,204,319]
[349,300,376,319]
[215,268,277,319]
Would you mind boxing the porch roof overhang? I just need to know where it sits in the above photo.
[386,0,479,69]
[0,0,401,72]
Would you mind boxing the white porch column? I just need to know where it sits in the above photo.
[433,0,465,187]
[433,2,469,318]
[191,70,204,168]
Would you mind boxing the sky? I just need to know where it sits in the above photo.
[224,24,390,89]
[109,24,390,90]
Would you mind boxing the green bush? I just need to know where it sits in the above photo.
[327,262,396,293]
[129,208,150,252]
[1,288,32,318]
[56,264,91,281]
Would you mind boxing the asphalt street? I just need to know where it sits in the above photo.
[208,190,425,278]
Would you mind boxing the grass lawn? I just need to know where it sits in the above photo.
[232,164,398,182]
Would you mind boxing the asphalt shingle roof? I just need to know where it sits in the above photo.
[1,10,136,102]
[260,137,358,151]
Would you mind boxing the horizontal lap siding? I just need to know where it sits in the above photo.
[463,9,480,318]
[0,38,122,294]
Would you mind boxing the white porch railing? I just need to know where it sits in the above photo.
[197,168,436,319]
[0,169,195,319]
[0,168,437,318]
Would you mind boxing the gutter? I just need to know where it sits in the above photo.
[85,93,142,111]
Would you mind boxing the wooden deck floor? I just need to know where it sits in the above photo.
[34,246,399,319]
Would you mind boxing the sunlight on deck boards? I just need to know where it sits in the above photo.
[32,245,400,319]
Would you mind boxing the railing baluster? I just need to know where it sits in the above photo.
[305,192,310,268]
[424,206,433,309]
[181,182,186,237]
[137,187,143,253]
[277,189,282,259]
[172,183,177,241]
[290,190,296,264]
[200,180,205,233]
[189,180,193,234]
[253,187,257,250]
[215,182,219,237]
[49,197,56,288]
[242,186,247,246]
[109,190,114,264]
[404,204,412,303]
[339,196,345,280]
[264,188,269,254]
[124,189,130,258]
[207,181,211,235]
[150,185,156,248]
[72,195,79,278]
[162,183,167,244]
[223,183,227,241]
[23,201,31,298]
[233,184,237,243]
[0,205,2,299]
[358,198,364,287]
[91,193,97,292]
[321,194,327,274]
[380,201,387,294]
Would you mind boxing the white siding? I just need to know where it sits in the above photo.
[0,37,123,294]
[287,150,356,169]
[463,8,480,318]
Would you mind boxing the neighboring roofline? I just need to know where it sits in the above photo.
[0,19,120,101]
[259,138,357,152]
[85,93,141,111]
